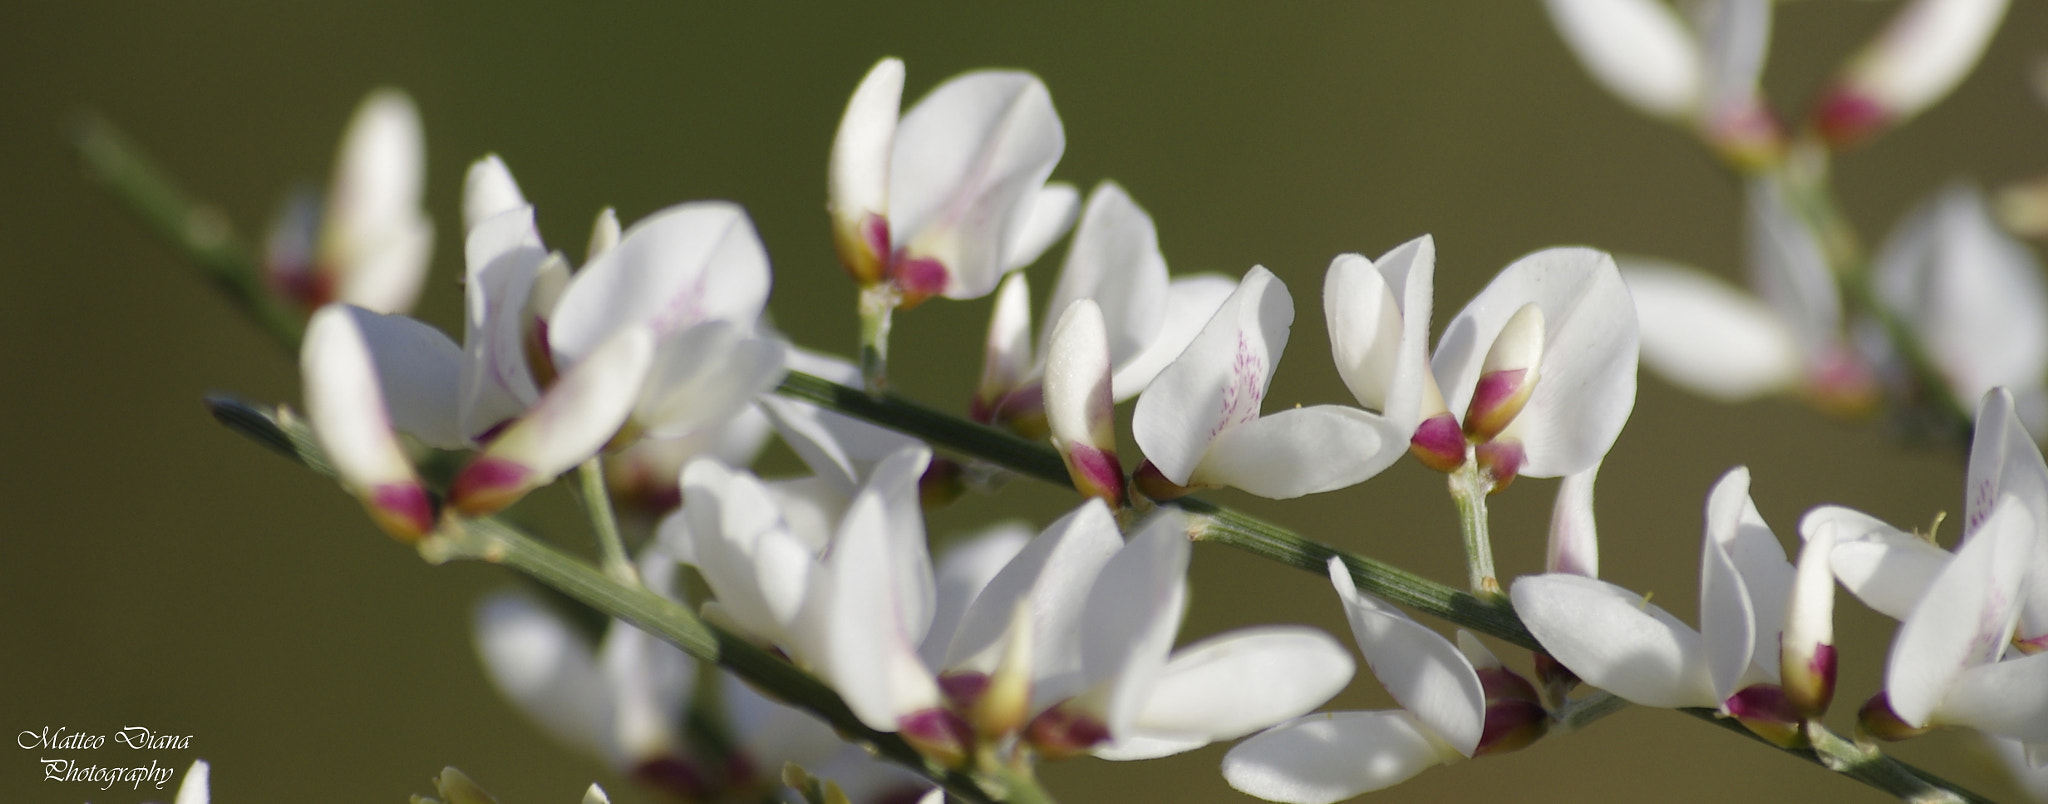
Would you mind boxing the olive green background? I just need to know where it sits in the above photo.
[4,2,2046,802]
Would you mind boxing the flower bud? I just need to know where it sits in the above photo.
[1813,0,2009,148]
[1474,438,1526,492]
[1024,701,1111,760]
[450,328,653,516]
[1463,304,1544,442]
[1408,412,1467,473]
[1782,521,1839,718]
[829,59,903,287]
[1858,691,1933,742]
[1046,301,1126,507]
[1724,684,1808,749]
[302,305,438,541]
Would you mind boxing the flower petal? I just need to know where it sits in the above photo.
[174,759,210,804]
[1938,650,2048,741]
[823,489,941,732]
[1434,248,1637,477]
[1829,0,2009,129]
[1804,505,1951,621]
[1042,182,1169,373]
[452,328,653,514]
[1324,235,1436,425]
[1695,0,1772,120]
[889,71,1065,300]
[1704,466,1794,693]
[1330,558,1483,756]
[1510,573,1717,708]
[1887,500,2036,727]
[1133,266,1291,485]
[976,272,1035,415]
[830,57,903,283]
[1620,258,1801,401]
[1746,176,1844,361]
[1547,459,1601,577]
[759,349,925,494]
[1111,274,1236,400]
[473,593,613,763]
[325,88,431,314]
[301,304,431,535]
[1193,405,1410,498]
[457,205,548,440]
[463,154,528,234]
[1542,0,1702,119]
[675,459,821,652]
[1004,181,1081,270]
[1113,627,1355,757]
[945,500,1123,704]
[1222,711,1455,804]
[1967,387,2048,639]
[338,305,465,449]
[1079,511,1191,737]
[634,323,788,439]
[922,521,1034,670]
[550,202,772,369]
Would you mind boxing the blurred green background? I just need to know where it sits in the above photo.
[5,2,2047,802]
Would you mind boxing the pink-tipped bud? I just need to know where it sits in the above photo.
[1474,438,1526,491]
[828,59,903,287]
[1782,522,1840,718]
[1858,692,1933,742]
[1724,684,1809,749]
[1023,702,1111,760]
[302,304,436,541]
[891,257,949,309]
[1814,0,2009,150]
[1045,299,1126,507]
[899,708,975,768]
[1463,304,1543,442]
[448,456,536,517]
[1475,698,1550,757]
[1409,412,1468,473]
[365,482,437,543]
[1133,459,1198,502]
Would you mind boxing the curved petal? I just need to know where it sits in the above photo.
[1191,405,1409,498]
[1079,511,1191,737]
[889,71,1065,300]
[858,447,938,645]
[1434,248,1637,477]
[1804,505,1950,621]
[759,349,925,494]
[1700,527,1759,703]
[1833,0,2009,124]
[341,306,464,449]
[325,88,431,314]
[301,305,425,516]
[1004,181,1081,270]
[976,272,1035,411]
[1704,467,1793,691]
[458,205,547,440]
[1510,573,1717,708]
[922,521,1034,670]
[1542,0,1702,119]
[1621,259,1801,401]
[1222,711,1456,804]
[1547,459,1601,577]
[1112,273,1236,400]
[676,459,820,651]
[454,328,653,514]
[473,593,612,763]
[1126,626,1354,749]
[830,57,903,281]
[463,154,528,234]
[1042,182,1169,372]
[550,202,772,369]
[1877,186,2048,409]
[945,501,1122,703]
[1937,650,2048,741]
[635,323,788,439]
[598,589,695,762]
[1325,236,1436,425]
[1330,558,1482,756]
[1887,501,2035,727]
[1133,266,1292,485]
[1045,299,1118,458]
[1967,387,2048,639]
[822,491,941,732]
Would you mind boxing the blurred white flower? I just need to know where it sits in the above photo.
[266,89,434,314]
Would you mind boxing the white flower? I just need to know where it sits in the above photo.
[173,759,209,804]
[829,58,1075,302]
[1815,0,2010,146]
[1541,0,1778,155]
[1132,266,1411,499]
[266,89,433,314]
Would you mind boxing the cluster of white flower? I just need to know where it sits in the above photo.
[115,0,2048,801]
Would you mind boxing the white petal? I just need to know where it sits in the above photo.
[860,447,938,645]
[1805,505,1951,621]
[1694,0,1773,121]
[1703,466,1794,692]
[302,305,419,494]
[1222,711,1456,804]
[1324,235,1436,426]
[1542,0,1702,119]
[829,58,903,243]
[1746,176,1843,357]
[1080,511,1192,736]
[1935,643,2048,741]
[889,71,1065,300]
[473,594,613,762]
[550,202,772,369]
[1042,182,1169,372]
[1547,459,1601,577]
[922,521,1034,670]
[174,759,210,804]
[1510,573,1718,708]
[1133,266,1291,485]
[463,154,528,234]
[1784,520,1838,677]
[1434,248,1637,477]
[476,328,653,484]
[823,491,940,731]
[1621,259,1801,401]
[1877,186,2048,413]
[759,394,923,496]
[1004,181,1082,270]
[340,306,465,449]
[1193,405,1409,498]
[977,272,1035,408]
[676,459,820,651]
[945,501,1123,704]
[1887,501,2036,727]
[634,323,788,439]
[458,205,548,439]
[1330,558,1483,756]
[598,608,694,762]
[1837,0,2010,121]
[1700,524,1759,704]
[1112,274,1237,400]
[1968,387,2048,639]
[325,89,430,314]
[1045,299,1117,455]
[1118,627,1354,755]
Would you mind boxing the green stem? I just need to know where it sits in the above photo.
[69,113,305,353]
[1447,463,1501,597]
[858,283,900,394]
[576,457,639,586]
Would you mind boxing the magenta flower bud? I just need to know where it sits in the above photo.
[1462,304,1543,442]
[1858,692,1933,742]
[1725,684,1808,749]
[1475,438,1526,491]
[1474,698,1550,757]
[1408,412,1468,473]
[1024,702,1111,760]
[899,708,975,768]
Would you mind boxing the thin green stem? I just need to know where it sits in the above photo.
[1555,691,1627,732]
[576,457,639,586]
[858,283,900,394]
[69,113,306,353]
[1447,463,1501,597]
